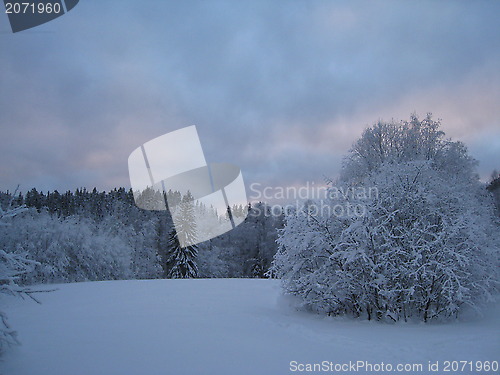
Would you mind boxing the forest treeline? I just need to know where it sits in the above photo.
[0,187,283,285]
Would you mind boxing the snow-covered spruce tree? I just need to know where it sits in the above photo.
[166,192,198,279]
[271,114,499,322]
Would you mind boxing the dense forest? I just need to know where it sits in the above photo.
[0,187,283,285]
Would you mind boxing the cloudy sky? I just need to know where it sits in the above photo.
[1,0,499,196]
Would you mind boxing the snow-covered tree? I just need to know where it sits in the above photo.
[130,218,162,279]
[340,114,478,183]
[272,114,500,322]
[196,241,229,278]
[167,192,198,278]
[0,193,38,354]
[0,211,133,284]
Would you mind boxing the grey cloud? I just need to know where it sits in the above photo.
[0,0,499,192]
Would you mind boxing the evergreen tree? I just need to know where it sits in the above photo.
[166,192,198,278]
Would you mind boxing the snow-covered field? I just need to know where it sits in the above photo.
[2,279,498,375]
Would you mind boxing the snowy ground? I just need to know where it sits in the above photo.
[1,279,498,375]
